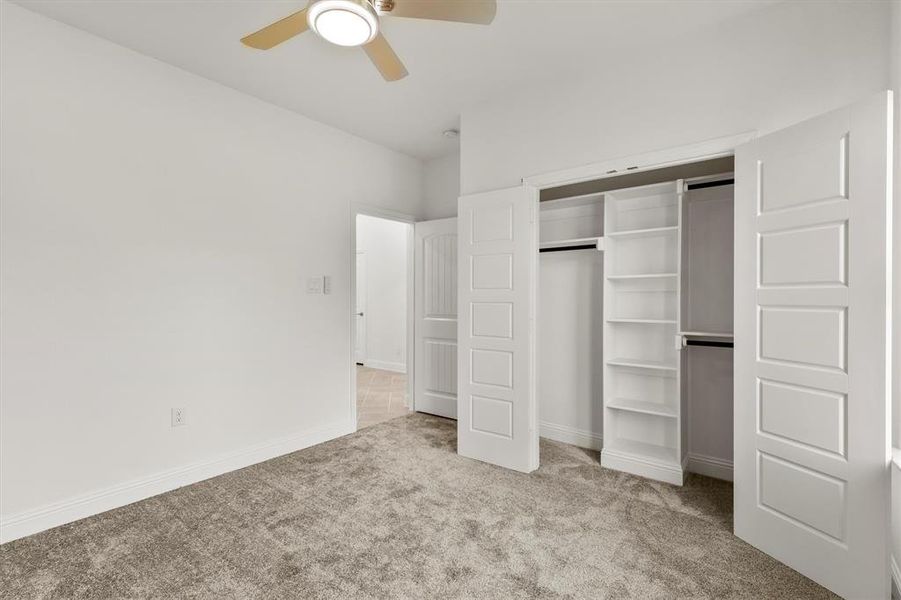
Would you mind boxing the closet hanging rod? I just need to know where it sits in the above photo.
[685,339,734,348]
[539,244,598,253]
[685,178,734,191]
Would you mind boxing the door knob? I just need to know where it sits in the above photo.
[356,312,364,317]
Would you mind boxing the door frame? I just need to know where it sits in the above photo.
[354,251,367,364]
[521,131,756,191]
[522,131,757,453]
[350,203,416,431]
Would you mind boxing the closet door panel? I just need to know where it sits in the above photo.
[759,223,846,286]
[733,91,891,599]
[458,186,538,473]
[470,302,513,339]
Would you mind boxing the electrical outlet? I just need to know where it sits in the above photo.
[171,407,186,427]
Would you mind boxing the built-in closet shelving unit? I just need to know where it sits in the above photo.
[601,181,685,485]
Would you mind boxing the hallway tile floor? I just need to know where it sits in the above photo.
[356,365,409,429]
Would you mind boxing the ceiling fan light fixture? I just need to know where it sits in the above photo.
[307,0,379,47]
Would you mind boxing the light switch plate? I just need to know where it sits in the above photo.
[306,276,324,294]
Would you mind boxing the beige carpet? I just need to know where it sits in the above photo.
[0,414,834,599]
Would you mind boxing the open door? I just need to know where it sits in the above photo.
[734,91,892,599]
[457,186,538,473]
[414,218,458,419]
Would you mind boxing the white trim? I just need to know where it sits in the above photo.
[361,359,406,373]
[600,447,685,486]
[0,420,354,544]
[351,203,418,225]
[892,554,900,600]
[893,449,901,600]
[523,131,756,190]
[350,203,417,425]
[539,422,602,451]
[687,453,734,482]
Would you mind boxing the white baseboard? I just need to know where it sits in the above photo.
[0,419,354,545]
[539,421,602,451]
[361,359,406,373]
[600,448,684,486]
[687,452,734,482]
[891,555,900,600]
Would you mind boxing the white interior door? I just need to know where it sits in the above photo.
[414,218,458,418]
[355,252,366,364]
[457,186,538,473]
[734,91,892,599]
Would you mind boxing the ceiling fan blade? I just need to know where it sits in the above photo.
[363,33,408,81]
[385,0,496,24]
[241,9,309,50]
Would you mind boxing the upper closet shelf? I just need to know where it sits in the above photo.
[606,358,678,372]
[607,318,676,325]
[605,225,678,239]
[539,237,604,252]
[606,273,677,281]
[680,331,733,339]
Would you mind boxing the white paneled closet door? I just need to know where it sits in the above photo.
[457,186,538,473]
[414,218,458,419]
[734,91,892,599]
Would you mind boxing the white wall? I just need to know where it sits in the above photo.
[0,2,422,541]
[423,152,460,220]
[459,0,890,195]
[356,215,409,372]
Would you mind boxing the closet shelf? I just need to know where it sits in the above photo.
[607,318,677,325]
[605,438,679,465]
[539,237,604,251]
[606,398,677,418]
[606,273,678,281]
[605,225,678,239]
[605,358,678,372]
[680,331,734,339]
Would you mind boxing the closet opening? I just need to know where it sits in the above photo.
[538,156,735,485]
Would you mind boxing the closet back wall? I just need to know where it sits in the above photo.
[0,2,423,539]
[539,251,604,449]
[538,199,604,449]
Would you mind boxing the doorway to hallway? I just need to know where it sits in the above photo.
[354,213,413,430]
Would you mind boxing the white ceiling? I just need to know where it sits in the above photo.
[12,0,776,159]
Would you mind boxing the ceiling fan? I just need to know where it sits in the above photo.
[241,0,497,82]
